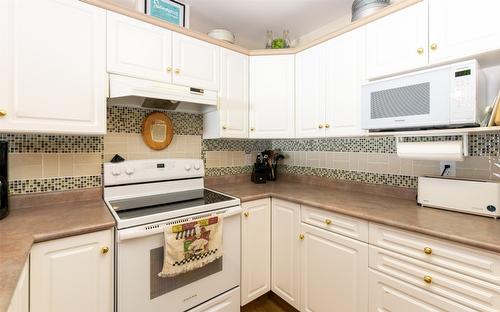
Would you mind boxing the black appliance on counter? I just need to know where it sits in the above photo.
[251,150,284,184]
[0,141,8,220]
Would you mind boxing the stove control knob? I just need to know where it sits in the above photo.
[112,166,121,176]
[184,164,192,171]
[194,163,201,170]
[125,166,135,175]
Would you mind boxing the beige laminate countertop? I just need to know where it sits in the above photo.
[0,188,115,312]
[208,180,500,254]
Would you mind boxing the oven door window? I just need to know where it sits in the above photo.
[150,247,223,299]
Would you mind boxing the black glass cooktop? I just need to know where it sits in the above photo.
[110,189,235,220]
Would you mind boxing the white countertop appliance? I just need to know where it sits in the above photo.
[103,158,241,312]
[418,176,500,218]
[362,60,486,131]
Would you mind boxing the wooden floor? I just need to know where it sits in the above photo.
[241,293,298,312]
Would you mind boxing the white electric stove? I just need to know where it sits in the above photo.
[103,158,241,312]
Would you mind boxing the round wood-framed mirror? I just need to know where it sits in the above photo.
[142,112,174,150]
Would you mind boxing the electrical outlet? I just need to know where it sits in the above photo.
[439,161,456,177]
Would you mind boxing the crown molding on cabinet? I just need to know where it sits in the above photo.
[82,0,422,56]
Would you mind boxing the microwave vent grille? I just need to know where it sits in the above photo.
[371,82,430,119]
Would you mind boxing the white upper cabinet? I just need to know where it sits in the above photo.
[30,230,113,312]
[428,0,500,64]
[325,27,366,136]
[295,44,327,138]
[203,48,248,139]
[107,11,172,83]
[0,0,107,135]
[172,33,220,91]
[249,55,295,139]
[366,0,428,79]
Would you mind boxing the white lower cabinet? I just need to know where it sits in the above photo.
[241,198,271,306]
[7,257,29,312]
[30,229,114,312]
[300,223,368,312]
[271,199,301,309]
[369,269,475,312]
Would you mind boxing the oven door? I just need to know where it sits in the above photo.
[116,206,241,312]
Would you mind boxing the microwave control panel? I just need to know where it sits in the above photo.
[449,62,480,123]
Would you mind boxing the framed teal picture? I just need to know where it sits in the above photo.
[146,0,186,27]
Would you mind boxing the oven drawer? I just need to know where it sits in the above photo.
[370,246,500,312]
[369,269,476,312]
[188,287,239,312]
[301,205,368,242]
[369,223,500,285]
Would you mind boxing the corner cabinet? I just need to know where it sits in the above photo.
[30,229,114,312]
[271,199,301,310]
[241,198,271,306]
[249,55,295,139]
[0,0,107,135]
[7,258,29,312]
[366,0,428,79]
[107,11,172,83]
[203,48,249,139]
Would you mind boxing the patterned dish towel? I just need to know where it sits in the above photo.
[158,216,223,278]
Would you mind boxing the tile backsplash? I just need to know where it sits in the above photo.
[5,104,500,195]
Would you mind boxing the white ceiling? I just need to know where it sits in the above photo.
[182,0,354,49]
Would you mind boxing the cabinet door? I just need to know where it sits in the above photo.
[429,0,500,64]
[172,33,220,90]
[366,0,428,79]
[107,11,172,83]
[219,48,249,138]
[369,269,475,312]
[295,44,326,138]
[241,199,271,306]
[7,257,29,312]
[249,55,295,139]
[0,0,107,135]
[325,28,366,137]
[271,199,301,309]
[300,223,368,312]
[30,230,113,312]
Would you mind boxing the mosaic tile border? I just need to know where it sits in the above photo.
[278,165,418,188]
[9,175,102,195]
[202,139,272,153]
[205,166,253,177]
[107,105,203,135]
[0,134,103,153]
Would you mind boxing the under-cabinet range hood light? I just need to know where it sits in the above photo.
[107,74,218,114]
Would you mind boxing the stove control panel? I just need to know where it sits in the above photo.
[103,158,204,186]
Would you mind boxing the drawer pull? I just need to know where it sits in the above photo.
[325,219,332,225]
[424,247,432,255]
[423,275,432,284]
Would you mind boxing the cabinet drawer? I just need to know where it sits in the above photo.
[369,223,500,285]
[301,205,368,242]
[370,246,500,312]
[369,269,476,312]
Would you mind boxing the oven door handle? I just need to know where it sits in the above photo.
[117,205,242,242]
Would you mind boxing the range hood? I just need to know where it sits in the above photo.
[107,74,218,114]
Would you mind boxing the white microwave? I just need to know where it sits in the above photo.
[361,60,486,131]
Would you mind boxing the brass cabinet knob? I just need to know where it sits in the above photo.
[166,67,172,73]
[222,125,227,130]
[318,124,324,129]
[243,212,249,217]
[325,219,332,225]
[423,275,432,284]
[175,68,181,74]
[250,127,255,132]
[430,43,438,50]
[299,234,305,240]
[424,247,432,255]
[325,124,331,129]
[101,246,110,254]
[0,110,7,117]
[417,47,425,54]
